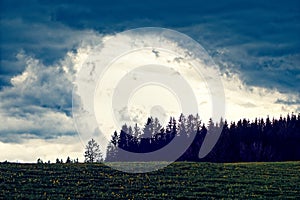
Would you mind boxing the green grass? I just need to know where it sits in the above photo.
[0,162,299,199]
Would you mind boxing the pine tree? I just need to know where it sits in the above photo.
[84,138,103,163]
[66,156,71,163]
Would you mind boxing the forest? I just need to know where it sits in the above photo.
[105,113,300,162]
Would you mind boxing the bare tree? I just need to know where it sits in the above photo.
[84,138,103,163]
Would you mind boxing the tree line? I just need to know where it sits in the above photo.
[33,113,300,163]
[104,113,300,162]
[36,157,79,164]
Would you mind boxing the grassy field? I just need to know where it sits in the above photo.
[0,162,299,199]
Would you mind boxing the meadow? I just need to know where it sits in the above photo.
[0,162,299,199]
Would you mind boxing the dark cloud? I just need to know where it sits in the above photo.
[0,48,84,142]
[1,0,299,93]
[275,98,300,106]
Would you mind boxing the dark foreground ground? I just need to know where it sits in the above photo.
[0,162,299,199]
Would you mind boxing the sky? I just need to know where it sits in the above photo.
[0,0,299,163]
